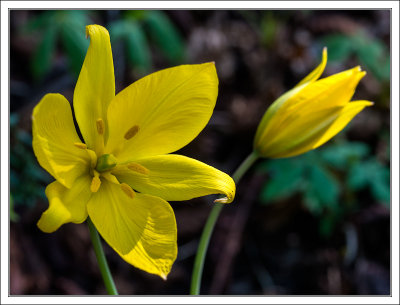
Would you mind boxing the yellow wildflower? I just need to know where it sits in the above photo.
[254,48,373,159]
[32,24,235,279]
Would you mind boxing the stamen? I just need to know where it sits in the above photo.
[102,172,120,184]
[121,183,135,199]
[74,142,87,149]
[127,162,149,175]
[86,149,97,169]
[96,118,105,135]
[124,125,140,140]
[90,172,101,193]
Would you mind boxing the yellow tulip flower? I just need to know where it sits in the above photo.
[32,25,235,279]
[254,48,373,159]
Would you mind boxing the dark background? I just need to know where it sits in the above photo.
[10,10,390,295]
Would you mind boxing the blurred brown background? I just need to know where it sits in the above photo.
[10,10,390,295]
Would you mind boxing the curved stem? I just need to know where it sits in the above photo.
[190,151,259,295]
[87,217,119,295]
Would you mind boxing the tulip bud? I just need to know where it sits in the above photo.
[254,48,373,159]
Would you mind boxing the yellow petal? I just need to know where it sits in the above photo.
[32,93,91,188]
[105,63,218,161]
[287,66,366,114]
[73,24,115,155]
[255,48,327,146]
[113,154,236,203]
[295,47,328,88]
[259,106,342,158]
[87,181,177,278]
[37,175,92,233]
[254,66,367,156]
[312,100,373,149]
[264,101,373,159]
[254,83,307,148]
[255,67,365,149]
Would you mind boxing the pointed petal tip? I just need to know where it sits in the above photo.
[214,197,229,204]
[365,101,374,106]
[160,273,168,281]
[354,65,366,74]
[322,46,328,57]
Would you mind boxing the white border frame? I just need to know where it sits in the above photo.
[1,1,399,304]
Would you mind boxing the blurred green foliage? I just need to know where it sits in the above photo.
[23,10,91,80]
[10,194,20,222]
[319,30,390,81]
[109,10,185,75]
[23,10,185,80]
[258,141,390,236]
[260,12,279,48]
[10,114,52,217]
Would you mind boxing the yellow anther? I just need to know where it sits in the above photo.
[96,118,105,135]
[121,183,135,199]
[127,162,149,175]
[124,125,140,140]
[74,142,87,149]
[90,173,101,193]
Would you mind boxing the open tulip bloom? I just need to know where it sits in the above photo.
[32,25,235,279]
[254,48,373,159]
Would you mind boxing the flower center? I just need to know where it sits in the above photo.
[95,153,117,172]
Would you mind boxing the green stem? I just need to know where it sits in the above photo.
[190,150,259,295]
[87,217,119,295]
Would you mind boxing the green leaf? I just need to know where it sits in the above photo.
[347,162,369,190]
[63,10,90,24]
[10,194,20,222]
[31,26,57,80]
[371,175,390,207]
[320,142,369,169]
[260,12,277,47]
[259,159,305,203]
[318,212,339,238]
[303,166,340,213]
[352,32,390,81]
[110,20,152,74]
[347,158,390,206]
[124,10,149,21]
[371,54,391,81]
[144,10,185,63]
[10,113,19,128]
[125,25,152,74]
[109,20,130,40]
[22,11,56,33]
[320,34,354,62]
[60,22,89,75]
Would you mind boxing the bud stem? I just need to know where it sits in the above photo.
[190,150,259,295]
